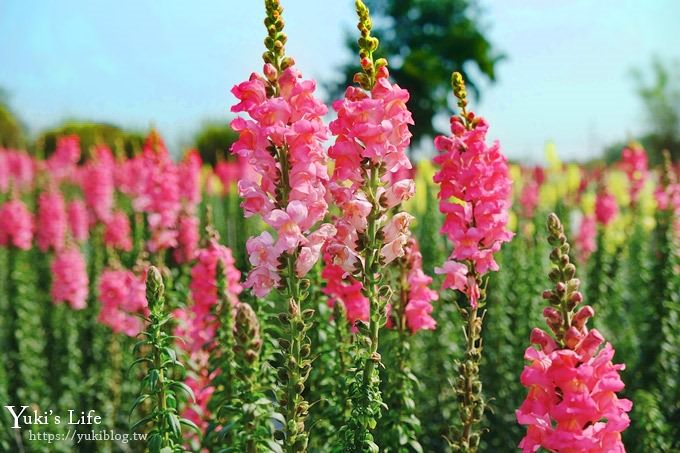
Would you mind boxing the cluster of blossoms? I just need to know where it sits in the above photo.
[46,135,80,183]
[325,64,416,273]
[36,188,67,252]
[0,199,34,250]
[322,252,369,326]
[174,239,242,354]
[619,145,649,204]
[98,268,148,336]
[433,102,513,307]
[517,214,631,452]
[133,133,182,252]
[230,62,335,295]
[173,239,242,435]
[594,190,618,226]
[399,238,437,333]
[0,148,35,192]
[103,211,132,251]
[67,200,89,243]
[51,246,88,310]
[81,145,115,224]
[576,214,597,263]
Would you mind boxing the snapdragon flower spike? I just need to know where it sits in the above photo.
[231,31,335,296]
[576,214,597,263]
[51,245,88,310]
[619,144,648,205]
[516,214,632,453]
[174,238,242,354]
[82,145,115,224]
[321,251,369,326]
[46,135,80,182]
[103,210,133,252]
[67,199,89,243]
[433,72,513,308]
[0,149,36,192]
[174,211,200,264]
[36,187,67,252]
[98,267,147,336]
[135,131,182,252]
[594,189,618,226]
[402,238,438,333]
[0,198,34,250]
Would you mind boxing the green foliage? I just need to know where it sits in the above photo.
[0,100,26,148]
[36,121,144,160]
[333,0,502,143]
[192,121,238,166]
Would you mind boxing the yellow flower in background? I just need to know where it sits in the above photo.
[582,192,596,215]
[566,164,581,194]
[603,214,629,253]
[508,210,518,233]
[607,170,630,208]
[544,141,562,171]
[637,180,657,232]
[509,164,522,194]
[540,184,558,209]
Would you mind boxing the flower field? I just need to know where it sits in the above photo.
[1,1,679,452]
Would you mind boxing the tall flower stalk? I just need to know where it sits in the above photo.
[326,1,416,449]
[229,1,335,450]
[516,214,632,452]
[433,72,513,451]
[130,266,199,452]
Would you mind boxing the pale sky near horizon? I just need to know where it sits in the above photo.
[0,0,678,162]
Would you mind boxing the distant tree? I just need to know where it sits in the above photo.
[36,121,145,160]
[193,121,238,166]
[331,0,502,145]
[632,58,680,163]
[0,88,26,148]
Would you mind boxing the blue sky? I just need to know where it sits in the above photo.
[0,0,678,162]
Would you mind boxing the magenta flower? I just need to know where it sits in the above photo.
[82,145,115,224]
[98,268,147,336]
[0,199,34,250]
[433,113,513,307]
[51,246,88,310]
[36,188,67,252]
[231,62,334,296]
[103,211,132,252]
[619,145,648,204]
[173,212,200,264]
[322,252,369,326]
[178,149,202,205]
[67,200,89,243]
[576,215,597,263]
[401,239,437,333]
[46,135,80,182]
[0,149,35,192]
[594,190,618,226]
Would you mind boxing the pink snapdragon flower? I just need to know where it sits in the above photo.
[178,149,202,206]
[36,188,67,252]
[576,215,597,263]
[594,190,618,226]
[322,252,369,326]
[517,319,632,452]
[98,268,147,336]
[103,211,132,251]
[82,145,115,223]
[231,63,335,296]
[325,65,416,272]
[67,200,89,243]
[0,199,34,249]
[51,246,88,310]
[173,212,200,264]
[46,135,80,182]
[401,239,437,333]
[135,132,181,252]
[1,149,35,192]
[174,239,242,353]
[619,145,648,204]
[520,180,540,219]
[433,113,513,307]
